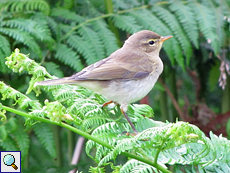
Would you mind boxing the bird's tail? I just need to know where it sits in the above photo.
[35,77,77,86]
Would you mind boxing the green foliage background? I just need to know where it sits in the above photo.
[0,0,230,172]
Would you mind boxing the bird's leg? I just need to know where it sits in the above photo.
[103,102,138,135]
[121,108,138,135]
[102,100,114,108]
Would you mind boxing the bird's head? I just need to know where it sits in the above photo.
[124,30,173,54]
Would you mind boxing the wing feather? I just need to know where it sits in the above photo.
[69,48,154,81]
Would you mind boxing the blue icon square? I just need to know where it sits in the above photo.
[0,151,21,173]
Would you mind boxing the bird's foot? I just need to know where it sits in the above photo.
[122,131,138,136]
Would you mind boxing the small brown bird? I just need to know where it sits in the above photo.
[36,30,172,134]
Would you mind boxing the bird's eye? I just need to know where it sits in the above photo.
[148,40,155,45]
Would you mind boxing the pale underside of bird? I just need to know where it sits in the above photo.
[36,30,173,134]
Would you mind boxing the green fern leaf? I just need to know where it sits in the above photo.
[152,6,192,63]
[189,2,219,54]
[83,116,107,131]
[1,18,53,42]
[43,62,64,78]
[112,0,140,11]
[51,8,84,23]
[5,118,18,133]
[112,14,142,34]
[0,28,41,56]
[0,125,7,141]
[170,39,184,68]
[55,43,84,71]
[46,16,58,37]
[0,35,11,56]
[92,122,131,137]
[66,34,97,65]
[0,49,10,73]
[0,135,19,151]
[92,19,119,56]
[0,0,50,15]
[121,160,157,173]
[130,9,172,35]
[213,7,225,52]
[62,0,74,9]
[52,87,84,104]
[120,159,139,173]
[169,1,199,49]
[33,123,57,158]
[78,26,105,63]
[12,126,29,161]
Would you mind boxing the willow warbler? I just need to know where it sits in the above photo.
[36,30,173,134]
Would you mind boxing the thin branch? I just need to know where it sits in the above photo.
[69,137,85,173]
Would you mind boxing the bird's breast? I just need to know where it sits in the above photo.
[100,72,161,105]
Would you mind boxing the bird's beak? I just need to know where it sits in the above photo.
[160,35,173,42]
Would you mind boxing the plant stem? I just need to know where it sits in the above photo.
[2,105,172,173]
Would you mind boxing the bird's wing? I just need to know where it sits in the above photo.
[69,49,154,81]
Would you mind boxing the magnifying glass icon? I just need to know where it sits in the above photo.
[3,154,18,170]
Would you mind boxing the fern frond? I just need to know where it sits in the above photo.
[0,125,7,141]
[43,62,64,78]
[66,34,97,65]
[213,7,225,51]
[112,14,142,34]
[152,6,192,63]
[33,123,57,158]
[92,121,212,169]
[0,35,11,73]
[86,122,130,162]
[169,1,199,49]
[189,2,219,54]
[0,135,19,151]
[120,159,139,173]
[0,82,42,110]
[12,126,29,160]
[46,16,59,37]
[62,0,74,9]
[169,38,184,68]
[55,43,83,71]
[51,8,84,23]
[5,48,54,95]
[0,0,50,15]
[130,9,171,35]
[5,118,18,133]
[112,0,140,11]
[92,122,131,137]
[123,160,157,173]
[1,18,52,42]
[82,116,107,131]
[92,19,119,56]
[52,87,85,104]
[78,26,105,63]
[0,28,41,56]
[0,35,11,56]
[128,104,154,118]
